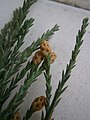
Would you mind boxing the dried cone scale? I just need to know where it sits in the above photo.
[50,118,54,120]
[33,50,43,65]
[40,40,49,50]
[40,40,52,56]
[12,112,21,120]
[33,40,57,65]
[31,96,46,112]
[50,52,57,64]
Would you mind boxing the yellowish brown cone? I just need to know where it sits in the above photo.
[12,112,21,120]
[40,40,52,56]
[31,96,46,112]
[50,52,57,64]
[40,40,49,50]
[33,50,43,65]
[33,40,57,65]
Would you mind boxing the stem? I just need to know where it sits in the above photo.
[23,110,34,120]
[44,17,89,120]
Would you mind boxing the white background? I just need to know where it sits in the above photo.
[53,0,90,10]
[0,0,90,120]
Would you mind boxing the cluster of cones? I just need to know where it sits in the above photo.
[12,40,56,120]
[12,96,53,120]
[33,40,57,65]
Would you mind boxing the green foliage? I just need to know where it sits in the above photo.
[44,55,52,111]
[0,0,59,120]
[43,18,89,120]
[0,0,89,120]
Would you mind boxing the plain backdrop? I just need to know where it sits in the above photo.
[53,0,90,10]
[0,0,90,120]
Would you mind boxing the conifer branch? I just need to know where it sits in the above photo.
[0,0,37,51]
[43,55,52,111]
[0,0,37,111]
[44,17,89,120]
[21,24,59,60]
[0,62,44,120]
[22,55,53,120]
[0,1,89,120]
[0,24,59,111]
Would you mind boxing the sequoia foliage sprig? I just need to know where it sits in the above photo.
[44,55,52,111]
[0,0,89,120]
[0,0,59,120]
[44,17,89,120]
